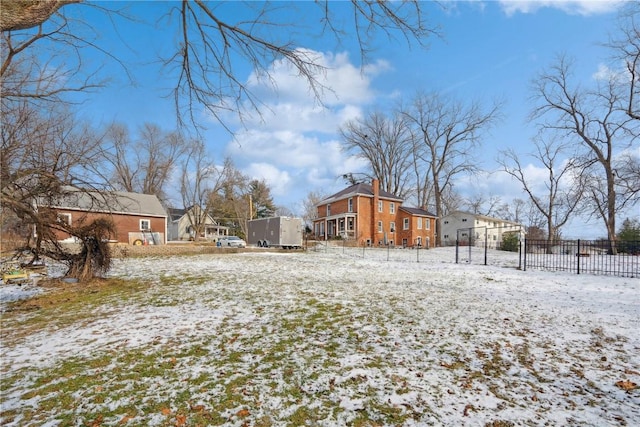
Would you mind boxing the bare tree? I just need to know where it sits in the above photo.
[274,206,294,217]
[607,3,640,121]
[178,140,230,242]
[2,1,439,129]
[402,91,502,246]
[531,56,638,248]
[0,97,115,279]
[1,1,111,104]
[506,198,529,224]
[616,151,640,204]
[208,159,252,237]
[463,194,505,217]
[340,111,414,198]
[302,190,324,232]
[499,137,586,244]
[0,9,120,280]
[100,122,189,204]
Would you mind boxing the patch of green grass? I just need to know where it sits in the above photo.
[1,278,148,345]
[287,405,322,426]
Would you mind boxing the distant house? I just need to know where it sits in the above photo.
[440,210,524,248]
[167,206,229,241]
[46,188,167,245]
[313,179,437,248]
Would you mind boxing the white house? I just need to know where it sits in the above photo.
[440,211,524,248]
[167,207,229,241]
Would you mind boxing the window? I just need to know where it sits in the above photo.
[347,217,354,230]
[390,202,395,214]
[57,213,71,226]
[444,234,449,239]
[390,222,396,233]
[417,218,422,229]
[403,218,409,230]
[416,237,422,247]
[140,219,151,230]
[462,218,467,222]
[378,201,383,213]
[378,221,383,232]
[444,220,449,224]
[425,219,430,230]
[326,204,331,216]
[348,198,353,212]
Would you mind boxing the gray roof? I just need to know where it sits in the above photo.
[320,182,403,204]
[167,207,187,222]
[167,206,220,224]
[443,210,522,226]
[49,188,167,217]
[399,206,437,217]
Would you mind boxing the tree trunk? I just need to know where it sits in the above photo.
[607,172,617,254]
[434,182,443,247]
[0,0,80,32]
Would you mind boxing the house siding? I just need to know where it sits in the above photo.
[313,179,436,247]
[440,211,523,247]
[53,210,166,244]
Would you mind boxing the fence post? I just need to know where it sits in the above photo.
[455,240,459,264]
[468,228,472,263]
[484,227,488,265]
[518,239,522,270]
[577,239,581,275]
[523,239,527,271]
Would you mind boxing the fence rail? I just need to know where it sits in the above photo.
[523,239,639,278]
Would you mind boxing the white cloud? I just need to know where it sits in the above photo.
[592,63,615,81]
[227,128,369,210]
[219,48,387,211]
[228,130,340,169]
[456,169,525,200]
[455,161,578,203]
[246,49,385,110]
[244,163,291,197]
[592,62,635,86]
[498,1,621,16]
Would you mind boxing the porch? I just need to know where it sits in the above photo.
[314,214,358,241]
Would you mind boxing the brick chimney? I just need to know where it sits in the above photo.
[372,178,379,244]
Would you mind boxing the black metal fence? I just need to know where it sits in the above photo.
[454,226,524,268]
[523,239,639,278]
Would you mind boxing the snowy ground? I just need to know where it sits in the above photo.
[1,247,639,426]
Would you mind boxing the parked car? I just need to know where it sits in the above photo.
[218,236,246,248]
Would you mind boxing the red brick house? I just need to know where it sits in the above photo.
[313,179,437,248]
[46,188,167,245]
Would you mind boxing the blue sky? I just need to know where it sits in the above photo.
[60,1,636,238]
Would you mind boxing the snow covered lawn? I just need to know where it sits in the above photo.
[1,247,638,426]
